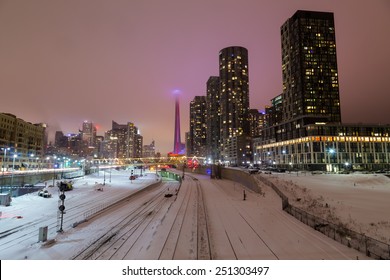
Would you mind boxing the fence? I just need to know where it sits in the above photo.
[255,174,390,260]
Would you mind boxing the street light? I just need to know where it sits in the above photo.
[345,162,350,172]
[80,159,86,178]
[109,159,112,183]
[1,147,10,193]
[11,154,17,187]
[94,154,99,176]
[1,147,10,177]
[103,163,106,186]
[52,155,57,188]
[29,153,34,170]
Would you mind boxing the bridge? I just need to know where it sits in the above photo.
[0,155,207,189]
[89,155,206,168]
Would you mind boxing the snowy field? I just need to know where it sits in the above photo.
[259,172,390,244]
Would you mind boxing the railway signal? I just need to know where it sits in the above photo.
[57,185,66,232]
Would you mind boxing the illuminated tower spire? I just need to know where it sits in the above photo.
[173,91,181,154]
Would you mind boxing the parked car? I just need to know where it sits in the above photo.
[38,189,52,198]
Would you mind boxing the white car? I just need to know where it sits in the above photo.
[38,189,52,198]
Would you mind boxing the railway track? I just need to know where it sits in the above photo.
[158,174,212,259]
[3,171,363,260]
[72,181,177,259]
[0,176,163,254]
[196,177,212,259]
[73,174,213,260]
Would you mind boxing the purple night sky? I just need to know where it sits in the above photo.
[0,0,389,154]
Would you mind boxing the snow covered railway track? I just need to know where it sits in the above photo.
[72,181,178,260]
[195,178,212,259]
[0,183,164,252]
[158,175,212,259]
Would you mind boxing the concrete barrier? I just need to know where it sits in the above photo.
[221,168,263,194]
[184,166,263,195]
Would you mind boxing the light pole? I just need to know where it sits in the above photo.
[81,159,86,178]
[29,153,34,171]
[52,155,57,188]
[35,156,39,174]
[1,147,10,193]
[109,159,112,183]
[94,155,99,176]
[11,154,17,187]
[103,164,106,185]
[345,162,350,172]
[1,147,10,176]
[329,148,336,173]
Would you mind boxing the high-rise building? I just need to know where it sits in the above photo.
[248,109,265,138]
[253,10,390,172]
[206,76,221,163]
[219,46,250,165]
[81,121,97,148]
[281,10,341,123]
[65,133,84,157]
[54,131,68,148]
[105,121,142,158]
[108,121,127,158]
[143,140,156,158]
[188,96,207,157]
[266,94,283,127]
[127,122,138,158]
[134,133,143,158]
[101,133,118,159]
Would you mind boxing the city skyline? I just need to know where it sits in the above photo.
[1,0,389,154]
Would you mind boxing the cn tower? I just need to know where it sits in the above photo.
[173,91,182,154]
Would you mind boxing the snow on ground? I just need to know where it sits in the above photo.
[0,170,160,259]
[259,172,390,244]
[195,173,370,260]
[0,169,389,260]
